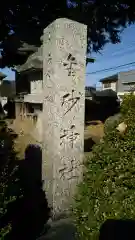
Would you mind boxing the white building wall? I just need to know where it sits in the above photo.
[111,82,116,91]
[102,82,117,91]
[27,71,43,94]
[31,80,43,94]
[23,71,43,103]
[1,97,7,107]
[0,97,8,114]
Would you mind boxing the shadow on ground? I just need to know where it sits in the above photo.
[37,218,77,240]
[99,219,135,240]
[0,143,50,239]
[38,218,135,240]
[84,138,95,152]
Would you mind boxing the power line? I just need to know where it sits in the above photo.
[106,42,135,57]
[90,49,135,65]
[108,47,135,58]
[90,41,135,61]
[86,61,135,75]
[90,46,135,62]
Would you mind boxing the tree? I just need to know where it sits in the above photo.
[1,0,135,68]
[0,1,67,67]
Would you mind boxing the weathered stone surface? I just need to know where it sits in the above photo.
[116,122,127,134]
[104,113,121,133]
[42,18,87,217]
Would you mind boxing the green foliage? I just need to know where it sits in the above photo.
[1,1,135,67]
[0,120,21,238]
[73,94,135,240]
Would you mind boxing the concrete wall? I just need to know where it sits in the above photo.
[0,97,7,108]
[0,97,8,114]
[29,71,43,94]
[117,71,135,93]
[24,93,43,104]
[31,80,43,94]
[19,70,44,104]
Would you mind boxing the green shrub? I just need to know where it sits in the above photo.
[73,94,135,240]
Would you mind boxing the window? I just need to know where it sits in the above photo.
[104,82,111,88]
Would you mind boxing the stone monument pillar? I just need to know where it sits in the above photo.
[42,18,87,218]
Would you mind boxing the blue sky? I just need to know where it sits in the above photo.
[1,24,135,87]
[86,24,135,87]
[1,67,15,81]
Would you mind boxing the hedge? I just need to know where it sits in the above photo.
[73,94,135,239]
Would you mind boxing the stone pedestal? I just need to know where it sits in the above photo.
[42,18,87,217]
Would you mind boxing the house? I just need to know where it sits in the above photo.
[100,70,135,100]
[14,45,43,120]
